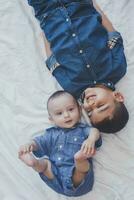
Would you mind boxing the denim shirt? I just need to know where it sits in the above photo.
[33,123,102,167]
[28,0,127,99]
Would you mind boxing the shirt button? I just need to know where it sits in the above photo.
[108,82,111,86]
[58,157,61,160]
[66,18,69,22]
[87,64,90,68]
[72,33,76,37]
[94,80,97,84]
[74,137,77,141]
[79,50,83,54]
[59,145,62,149]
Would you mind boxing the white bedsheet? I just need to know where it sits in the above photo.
[0,0,134,199]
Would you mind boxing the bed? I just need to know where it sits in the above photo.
[0,0,134,199]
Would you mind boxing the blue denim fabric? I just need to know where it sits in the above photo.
[33,123,102,196]
[27,0,127,99]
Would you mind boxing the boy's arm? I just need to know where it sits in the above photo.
[88,127,100,141]
[81,128,101,156]
[93,0,115,32]
[42,33,52,58]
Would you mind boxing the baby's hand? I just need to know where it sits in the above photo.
[18,142,35,157]
[81,138,96,157]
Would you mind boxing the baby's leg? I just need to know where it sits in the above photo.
[72,150,91,187]
[19,153,54,179]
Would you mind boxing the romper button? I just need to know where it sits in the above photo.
[58,157,61,160]
[87,64,90,68]
[94,80,97,84]
[74,138,77,141]
[66,18,69,22]
[79,50,83,54]
[72,33,76,37]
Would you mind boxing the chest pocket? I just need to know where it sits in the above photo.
[66,135,85,155]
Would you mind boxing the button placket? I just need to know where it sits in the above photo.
[87,64,90,68]
[72,33,76,37]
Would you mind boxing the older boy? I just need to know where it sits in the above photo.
[27,0,129,133]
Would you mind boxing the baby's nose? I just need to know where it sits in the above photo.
[64,111,69,118]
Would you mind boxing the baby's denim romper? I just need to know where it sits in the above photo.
[33,123,102,196]
[28,0,127,99]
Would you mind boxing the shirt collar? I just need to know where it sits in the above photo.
[53,122,87,132]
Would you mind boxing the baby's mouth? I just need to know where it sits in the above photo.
[65,120,72,123]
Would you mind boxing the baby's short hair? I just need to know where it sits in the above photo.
[47,90,78,112]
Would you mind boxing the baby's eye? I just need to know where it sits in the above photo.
[56,112,62,115]
[69,108,74,111]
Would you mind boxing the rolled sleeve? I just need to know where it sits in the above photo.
[46,54,60,73]
[108,31,121,40]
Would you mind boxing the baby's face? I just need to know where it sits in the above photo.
[49,94,81,128]
[83,87,116,124]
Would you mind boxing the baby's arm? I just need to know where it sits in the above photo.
[93,0,115,32]
[81,128,100,157]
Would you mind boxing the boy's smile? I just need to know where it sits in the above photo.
[83,86,124,124]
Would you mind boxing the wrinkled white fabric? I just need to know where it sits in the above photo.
[0,0,134,199]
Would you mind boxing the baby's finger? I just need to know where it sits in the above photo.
[26,144,31,152]
[29,145,33,152]
[18,150,24,158]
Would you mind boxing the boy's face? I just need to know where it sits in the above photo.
[83,87,124,124]
[48,94,81,128]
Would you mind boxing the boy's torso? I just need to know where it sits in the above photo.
[29,0,127,98]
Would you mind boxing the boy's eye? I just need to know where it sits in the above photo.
[97,104,104,108]
[87,111,92,116]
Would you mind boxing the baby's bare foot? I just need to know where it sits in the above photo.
[74,150,89,161]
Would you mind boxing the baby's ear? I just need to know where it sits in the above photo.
[114,92,124,102]
[48,115,54,123]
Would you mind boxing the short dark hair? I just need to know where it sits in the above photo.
[91,102,129,133]
[47,90,78,112]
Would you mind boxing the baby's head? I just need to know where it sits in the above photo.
[83,86,129,133]
[47,90,81,128]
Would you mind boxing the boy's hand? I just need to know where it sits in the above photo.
[81,128,100,157]
[18,141,37,157]
[81,138,96,157]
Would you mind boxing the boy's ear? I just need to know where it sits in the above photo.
[113,92,124,102]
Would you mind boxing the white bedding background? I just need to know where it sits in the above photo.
[0,0,134,199]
